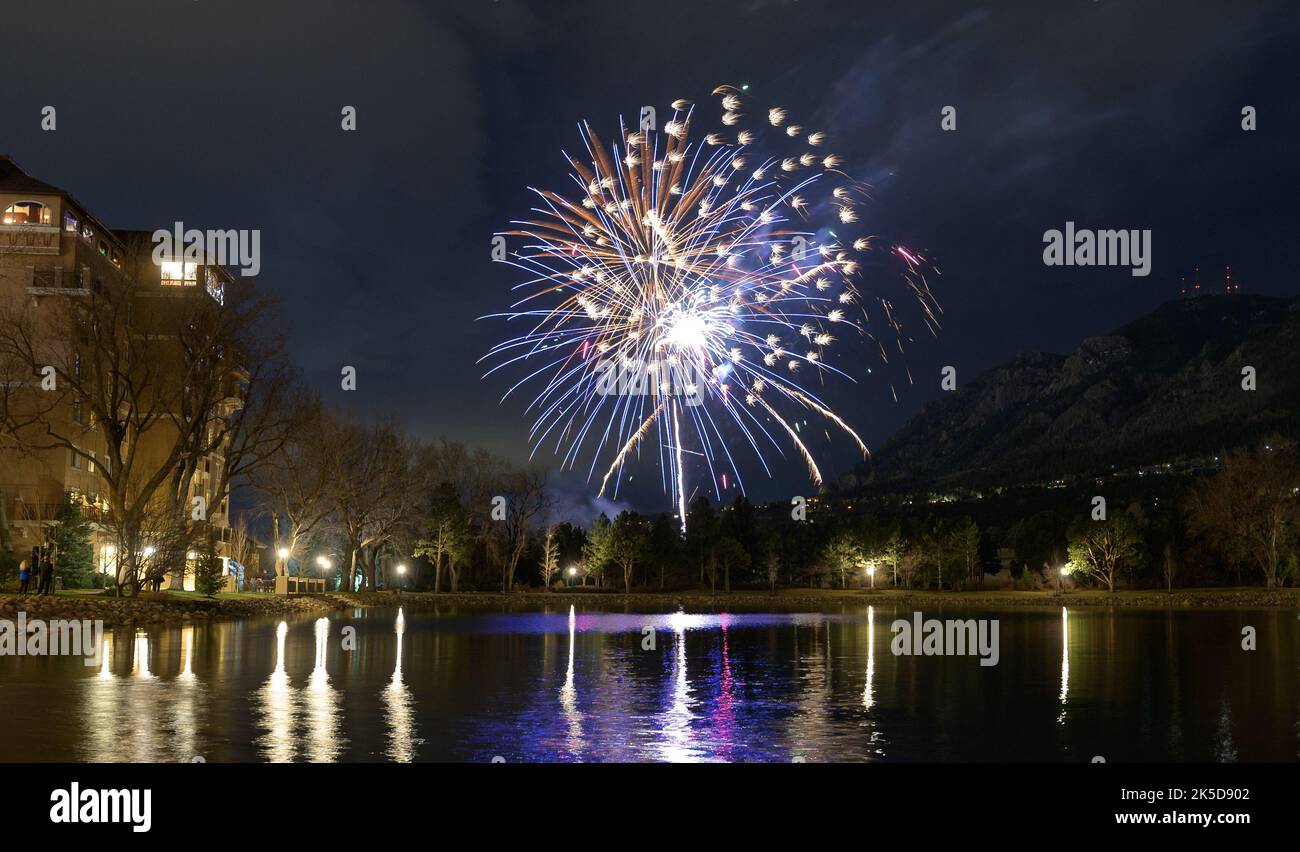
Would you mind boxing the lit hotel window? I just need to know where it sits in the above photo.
[160,260,198,286]
[2,200,52,225]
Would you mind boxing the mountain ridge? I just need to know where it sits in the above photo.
[841,294,1300,491]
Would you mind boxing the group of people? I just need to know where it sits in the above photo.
[17,555,56,595]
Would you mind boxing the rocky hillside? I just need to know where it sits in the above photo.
[843,294,1300,490]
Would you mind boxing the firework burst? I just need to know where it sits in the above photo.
[483,85,938,527]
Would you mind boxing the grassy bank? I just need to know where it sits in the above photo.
[0,589,336,628]
[327,586,1300,612]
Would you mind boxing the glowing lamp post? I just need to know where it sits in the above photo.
[1058,565,1069,593]
[866,563,877,590]
[272,546,292,596]
[567,565,578,587]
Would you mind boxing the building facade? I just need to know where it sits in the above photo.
[0,155,237,590]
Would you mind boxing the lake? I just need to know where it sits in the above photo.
[0,604,1295,762]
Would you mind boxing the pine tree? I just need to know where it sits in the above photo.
[52,493,95,588]
[194,534,225,598]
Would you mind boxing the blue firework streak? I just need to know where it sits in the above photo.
[482,85,939,527]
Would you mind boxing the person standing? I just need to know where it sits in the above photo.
[38,554,55,596]
[18,559,31,594]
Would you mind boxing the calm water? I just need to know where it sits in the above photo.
[0,605,1296,762]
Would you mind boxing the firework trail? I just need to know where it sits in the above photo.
[483,85,938,528]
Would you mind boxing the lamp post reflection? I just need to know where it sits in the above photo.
[131,629,153,679]
[305,617,344,762]
[384,608,418,761]
[171,625,200,762]
[83,630,169,761]
[1058,606,1069,724]
[558,605,584,758]
[256,621,296,762]
[177,626,195,680]
[97,633,113,681]
[657,611,700,762]
[84,634,117,760]
[862,605,875,710]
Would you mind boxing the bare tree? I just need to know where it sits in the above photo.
[331,418,418,591]
[540,524,561,590]
[1186,438,1300,590]
[493,466,549,593]
[0,239,267,594]
[251,396,345,574]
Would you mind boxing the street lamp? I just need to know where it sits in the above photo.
[1059,564,1069,593]
[316,556,332,584]
[567,565,578,587]
[866,563,877,590]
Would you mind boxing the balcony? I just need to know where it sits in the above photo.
[0,222,62,255]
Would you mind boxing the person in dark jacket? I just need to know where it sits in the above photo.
[37,555,55,595]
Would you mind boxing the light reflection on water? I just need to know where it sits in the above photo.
[0,606,1294,762]
[383,608,419,762]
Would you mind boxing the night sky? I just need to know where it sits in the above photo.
[3,0,1297,518]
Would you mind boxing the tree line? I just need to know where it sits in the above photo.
[1,238,1294,594]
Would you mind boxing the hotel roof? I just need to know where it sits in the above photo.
[0,155,68,196]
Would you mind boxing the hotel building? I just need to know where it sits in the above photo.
[0,155,238,589]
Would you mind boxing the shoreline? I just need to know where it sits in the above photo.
[2,586,1297,629]
[327,587,1300,612]
[0,590,336,629]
